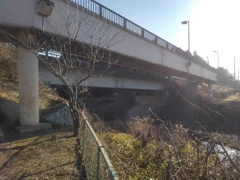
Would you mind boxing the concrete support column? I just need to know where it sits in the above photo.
[207,83,213,100]
[18,46,39,125]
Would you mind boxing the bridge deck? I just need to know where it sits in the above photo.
[0,0,217,82]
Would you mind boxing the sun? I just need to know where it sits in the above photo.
[175,0,240,74]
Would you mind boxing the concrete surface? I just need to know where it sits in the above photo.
[15,123,51,133]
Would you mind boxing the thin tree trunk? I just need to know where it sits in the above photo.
[69,86,80,137]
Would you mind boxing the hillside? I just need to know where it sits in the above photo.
[0,44,80,179]
[0,43,66,126]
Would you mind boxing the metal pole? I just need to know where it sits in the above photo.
[181,20,190,53]
[95,146,101,180]
[238,68,239,81]
[238,68,239,91]
[234,56,236,92]
[82,119,86,153]
[213,50,219,68]
[188,20,190,52]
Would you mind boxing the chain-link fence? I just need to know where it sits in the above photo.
[79,113,118,180]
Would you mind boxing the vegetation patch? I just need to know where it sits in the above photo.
[99,117,240,179]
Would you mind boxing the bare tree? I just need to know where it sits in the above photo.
[3,0,124,136]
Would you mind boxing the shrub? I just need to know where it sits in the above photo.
[100,120,240,179]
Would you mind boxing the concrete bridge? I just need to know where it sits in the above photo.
[0,0,217,129]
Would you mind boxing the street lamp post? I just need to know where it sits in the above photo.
[213,50,219,68]
[181,20,190,52]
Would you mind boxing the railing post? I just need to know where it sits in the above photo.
[81,119,86,153]
[95,146,102,180]
[99,4,102,16]
[123,19,126,28]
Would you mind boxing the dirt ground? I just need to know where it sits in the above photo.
[0,126,80,179]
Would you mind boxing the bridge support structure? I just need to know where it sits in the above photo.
[18,46,39,125]
[16,33,51,132]
[207,83,213,100]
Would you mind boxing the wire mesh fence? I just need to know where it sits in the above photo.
[79,113,118,180]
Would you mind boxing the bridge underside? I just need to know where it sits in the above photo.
[0,27,214,84]
[39,62,165,91]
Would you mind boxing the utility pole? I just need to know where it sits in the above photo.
[181,20,190,53]
[238,68,239,91]
[213,50,219,68]
[238,68,239,81]
[234,56,236,92]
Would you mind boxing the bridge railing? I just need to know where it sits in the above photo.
[69,0,212,70]
[70,0,171,47]
[79,111,118,180]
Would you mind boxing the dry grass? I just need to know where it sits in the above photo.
[0,89,19,102]
[0,44,78,179]
[0,43,66,112]
[0,43,18,102]
[0,129,79,179]
[197,83,236,103]
[39,82,67,113]
[100,117,240,179]
[221,93,240,103]
[0,44,18,89]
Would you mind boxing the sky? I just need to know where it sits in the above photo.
[96,0,240,77]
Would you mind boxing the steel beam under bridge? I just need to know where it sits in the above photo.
[39,62,165,91]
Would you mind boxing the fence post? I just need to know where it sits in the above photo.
[123,19,126,29]
[81,119,86,153]
[95,146,101,180]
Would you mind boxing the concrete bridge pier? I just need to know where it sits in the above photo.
[16,33,51,132]
[207,83,213,100]
[18,46,39,125]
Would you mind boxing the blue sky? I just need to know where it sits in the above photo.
[96,0,240,76]
[96,0,195,42]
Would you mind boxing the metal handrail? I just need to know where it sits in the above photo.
[69,0,168,46]
[80,112,118,180]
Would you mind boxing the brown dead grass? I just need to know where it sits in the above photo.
[39,82,67,113]
[221,93,240,103]
[0,43,18,89]
[0,130,79,179]
[0,44,77,179]
[0,43,66,112]
[197,82,238,104]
